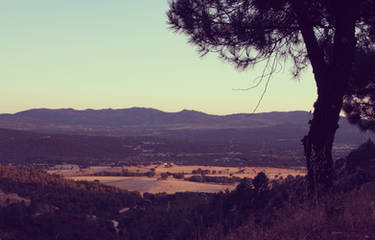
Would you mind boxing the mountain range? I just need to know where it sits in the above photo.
[0,107,370,141]
[0,107,372,166]
[0,107,310,129]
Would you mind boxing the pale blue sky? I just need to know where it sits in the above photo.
[0,0,317,115]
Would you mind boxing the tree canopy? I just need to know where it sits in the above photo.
[343,49,375,131]
[168,0,373,76]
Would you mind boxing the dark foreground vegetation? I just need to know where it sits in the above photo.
[0,140,374,239]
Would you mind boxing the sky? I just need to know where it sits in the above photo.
[0,0,318,115]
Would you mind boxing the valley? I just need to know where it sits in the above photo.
[0,108,373,240]
[53,164,306,193]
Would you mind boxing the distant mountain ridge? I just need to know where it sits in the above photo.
[0,107,371,147]
[0,107,310,130]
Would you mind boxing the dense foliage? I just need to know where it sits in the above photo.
[185,174,241,184]
[0,166,141,216]
[0,203,119,240]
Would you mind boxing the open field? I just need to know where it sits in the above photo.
[70,176,236,194]
[50,164,306,178]
[56,164,306,194]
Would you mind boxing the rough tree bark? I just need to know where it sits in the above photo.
[298,1,359,198]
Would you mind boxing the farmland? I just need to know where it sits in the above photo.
[57,164,306,194]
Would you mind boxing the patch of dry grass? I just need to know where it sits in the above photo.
[56,164,305,179]
[69,176,235,194]
[225,181,375,240]
[60,164,304,194]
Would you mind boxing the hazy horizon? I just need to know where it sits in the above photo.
[0,106,311,116]
[1,1,317,115]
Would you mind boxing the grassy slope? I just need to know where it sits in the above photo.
[226,181,375,240]
[223,141,375,240]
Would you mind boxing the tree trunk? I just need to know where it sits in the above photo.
[298,1,359,199]
[303,92,343,198]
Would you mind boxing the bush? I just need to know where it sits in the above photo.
[160,172,169,180]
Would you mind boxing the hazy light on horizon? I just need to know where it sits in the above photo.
[0,1,317,115]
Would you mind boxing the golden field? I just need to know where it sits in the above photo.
[69,176,236,194]
[53,164,306,194]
